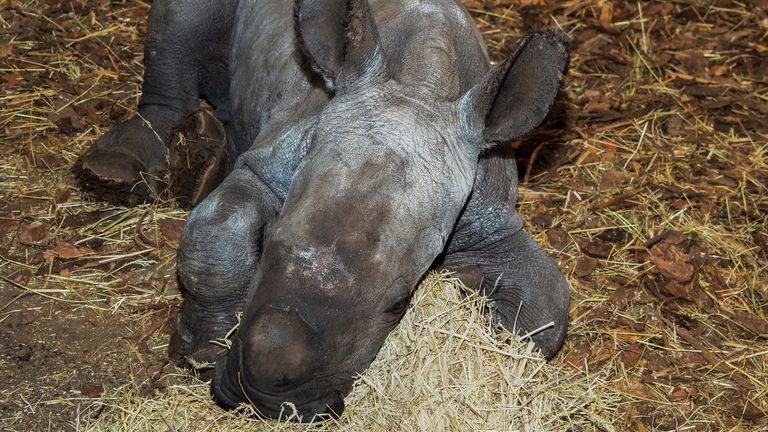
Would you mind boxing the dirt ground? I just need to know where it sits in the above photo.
[1,0,767,431]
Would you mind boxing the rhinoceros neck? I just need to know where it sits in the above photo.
[227,1,327,157]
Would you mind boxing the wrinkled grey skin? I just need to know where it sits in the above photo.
[86,0,570,421]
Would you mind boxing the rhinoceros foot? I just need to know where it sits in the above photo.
[168,327,226,380]
[168,304,236,380]
[73,151,151,206]
[167,111,228,209]
[74,114,171,206]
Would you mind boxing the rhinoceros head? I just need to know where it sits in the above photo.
[213,0,568,420]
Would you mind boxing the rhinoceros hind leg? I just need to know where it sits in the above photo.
[168,111,229,209]
[75,0,235,205]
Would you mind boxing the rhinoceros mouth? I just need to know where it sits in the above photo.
[212,341,349,421]
[213,377,346,421]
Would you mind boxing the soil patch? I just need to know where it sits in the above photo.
[0,292,167,431]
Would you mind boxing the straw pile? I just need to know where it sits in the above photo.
[82,273,616,431]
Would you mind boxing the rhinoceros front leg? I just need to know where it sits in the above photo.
[170,167,281,366]
[439,154,570,360]
[74,0,236,205]
[441,227,570,360]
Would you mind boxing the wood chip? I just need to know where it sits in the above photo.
[649,242,694,282]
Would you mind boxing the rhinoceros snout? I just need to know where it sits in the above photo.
[242,307,315,382]
[211,307,348,420]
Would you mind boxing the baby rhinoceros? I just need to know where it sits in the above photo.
[74,0,571,421]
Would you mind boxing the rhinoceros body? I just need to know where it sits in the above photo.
[75,0,570,420]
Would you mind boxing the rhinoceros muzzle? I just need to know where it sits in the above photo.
[212,305,352,420]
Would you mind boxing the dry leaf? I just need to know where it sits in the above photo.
[662,280,695,301]
[17,221,50,247]
[547,227,569,250]
[598,227,628,244]
[0,41,12,58]
[580,240,613,258]
[598,3,617,33]
[753,231,768,255]
[532,210,554,228]
[51,242,94,259]
[599,170,633,189]
[2,72,23,85]
[574,257,598,278]
[669,386,690,402]
[80,382,104,398]
[565,341,614,370]
[159,219,185,247]
[47,105,84,134]
[621,344,643,367]
[54,187,71,205]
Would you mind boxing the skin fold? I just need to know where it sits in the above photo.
[74,0,571,421]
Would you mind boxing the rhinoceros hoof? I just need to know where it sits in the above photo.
[73,147,157,206]
[168,111,228,209]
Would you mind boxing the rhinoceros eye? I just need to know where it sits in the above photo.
[386,294,412,316]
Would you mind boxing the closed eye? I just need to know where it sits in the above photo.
[385,294,412,316]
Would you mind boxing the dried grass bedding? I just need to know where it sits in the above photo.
[83,274,616,431]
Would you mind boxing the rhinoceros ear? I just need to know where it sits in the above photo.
[295,0,388,93]
[461,31,569,148]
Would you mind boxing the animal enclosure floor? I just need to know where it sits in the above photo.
[0,291,169,430]
[1,0,767,431]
